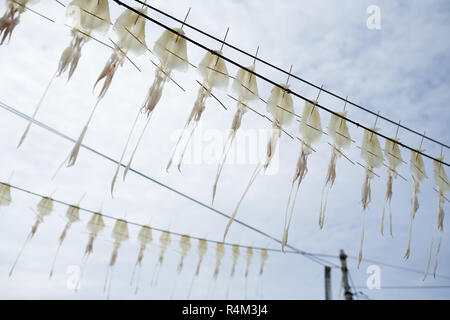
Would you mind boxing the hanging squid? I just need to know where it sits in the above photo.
[17,0,111,148]
[112,11,190,190]
[256,248,268,299]
[150,230,172,287]
[0,0,39,45]
[207,242,225,298]
[76,211,105,291]
[9,196,53,277]
[167,29,230,173]
[283,91,323,251]
[130,224,152,294]
[187,238,207,299]
[0,183,12,208]
[318,104,351,229]
[223,68,295,240]
[424,155,449,279]
[103,219,129,299]
[381,131,403,237]
[358,125,384,268]
[49,202,82,279]
[211,47,260,205]
[404,144,427,260]
[66,6,148,167]
[226,244,240,299]
[170,234,192,299]
[244,247,253,299]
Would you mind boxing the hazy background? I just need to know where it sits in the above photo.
[0,0,449,299]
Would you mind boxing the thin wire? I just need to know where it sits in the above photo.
[310,251,450,281]
[356,285,450,290]
[131,0,449,151]
[0,100,337,268]
[114,0,449,167]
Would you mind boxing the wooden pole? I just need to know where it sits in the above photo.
[339,249,353,300]
[324,266,332,300]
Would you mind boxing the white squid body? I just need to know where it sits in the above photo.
[381,139,402,236]
[9,196,54,277]
[259,248,268,276]
[195,238,208,276]
[213,242,225,279]
[104,219,129,298]
[114,27,189,190]
[424,157,449,279]
[84,212,105,257]
[158,231,172,265]
[49,204,80,278]
[166,50,229,172]
[404,150,427,259]
[282,100,322,251]
[16,0,111,149]
[244,247,253,278]
[59,0,111,80]
[177,234,192,272]
[131,225,152,294]
[358,128,384,267]
[318,111,351,229]
[0,0,39,45]
[264,84,294,170]
[94,7,148,99]
[211,65,259,205]
[0,183,12,207]
[230,244,240,277]
[66,7,147,168]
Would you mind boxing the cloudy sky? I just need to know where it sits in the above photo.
[0,0,449,300]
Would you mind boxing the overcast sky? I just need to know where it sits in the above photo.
[0,0,449,300]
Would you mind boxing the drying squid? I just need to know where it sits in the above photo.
[226,244,240,299]
[222,69,295,240]
[211,47,259,205]
[113,12,190,189]
[66,6,148,167]
[381,134,403,236]
[49,202,81,279]
[424,156,449,279]
[283,92,323,251]
[404,147,427,260]
[244,247,253,299]
[104,219,129,299]
[358,126,384,267]
[170,234,192,299]
[130,224,152,294]
[151,230,172,287]
[167,29,230,172]
[0,183,12,208]
[318,106,351,229]
[17,0,111,148]
[187,238,208,299]
[0,0,39,45]
[76,211,105,291]
[256,248,268,299]
[9,196,53,277]
[207,242,225,298]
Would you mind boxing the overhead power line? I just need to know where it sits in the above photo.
[131,0,449,151]
[114,0,448,167]
[0,100,338,268]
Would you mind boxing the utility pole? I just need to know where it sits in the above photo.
[324,266,332,300]
[339,249,353,300]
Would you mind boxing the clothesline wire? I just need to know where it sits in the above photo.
[0,100,337,268]
[130,0,449,151]
[113,0,448,167]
